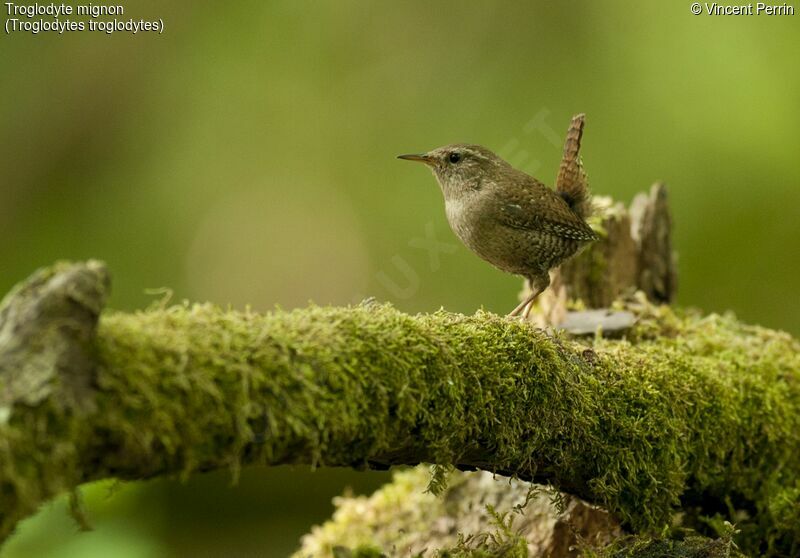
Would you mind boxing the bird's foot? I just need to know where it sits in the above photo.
[508,298,531,317]
[508,289,542,320]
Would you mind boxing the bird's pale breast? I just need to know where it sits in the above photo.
[445,191,582,277]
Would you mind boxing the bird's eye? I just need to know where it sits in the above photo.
[448,152,462,164]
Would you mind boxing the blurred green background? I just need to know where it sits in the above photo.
[1,1,798,556]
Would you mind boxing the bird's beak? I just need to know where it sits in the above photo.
[397,153,433,165]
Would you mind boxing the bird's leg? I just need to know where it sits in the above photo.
[509,280,541,317]
[508,294,535,317]
[521,295,539,320]
[508,273,550,319]
[511,286,543,319]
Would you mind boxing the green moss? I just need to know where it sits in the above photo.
[297,468,445,555]
[89,301,798,554]
[299,467,743,557]
[435,506,529,558]
[296,467,549,557]
[1,265,799,554]
[586,527,745,558]
[331,545,387,558]
[0,261,108,540]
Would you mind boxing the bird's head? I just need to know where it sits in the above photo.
[398,144,508,199]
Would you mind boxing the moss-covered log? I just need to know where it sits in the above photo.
[0,262,799,555]
[296,467,744,558]
[296,467,623,557]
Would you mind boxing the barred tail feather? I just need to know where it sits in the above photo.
[555,113,592,220]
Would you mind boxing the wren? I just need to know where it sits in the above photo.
[398,114,598,319]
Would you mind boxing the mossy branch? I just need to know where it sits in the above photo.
[0,262,799,555]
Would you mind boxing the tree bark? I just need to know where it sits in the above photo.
[532,183,677,326]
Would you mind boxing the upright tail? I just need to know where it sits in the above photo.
[555,113,592,220]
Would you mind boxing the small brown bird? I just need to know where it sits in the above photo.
[398,114,597,319]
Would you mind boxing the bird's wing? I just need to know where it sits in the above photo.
[495,182,598,242]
